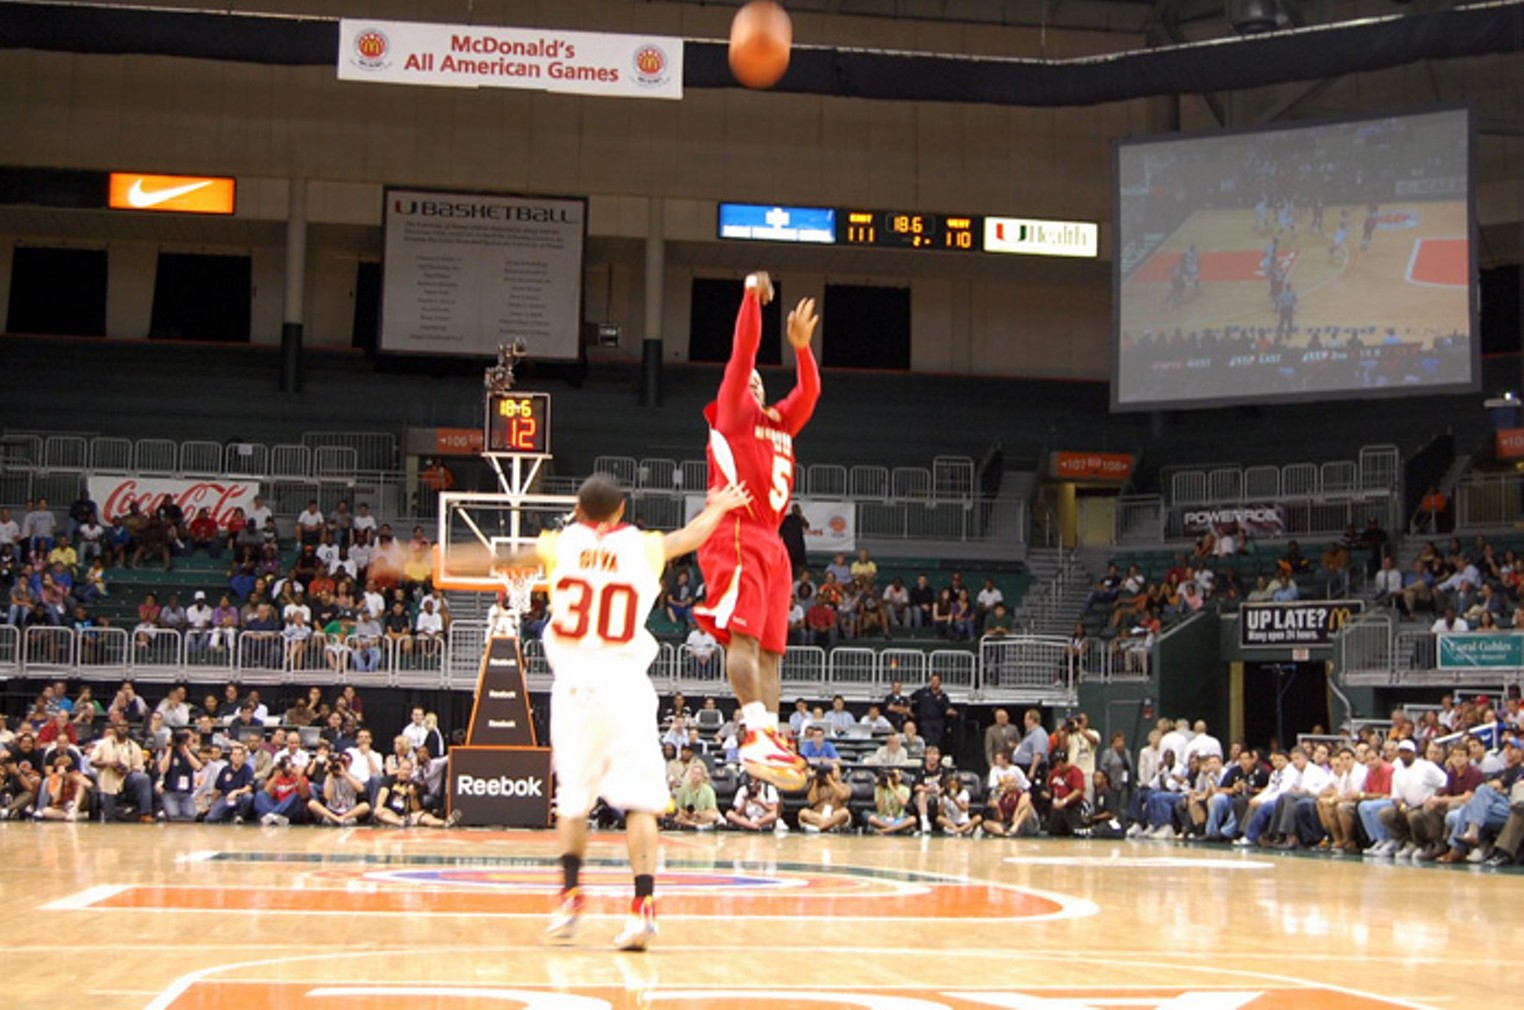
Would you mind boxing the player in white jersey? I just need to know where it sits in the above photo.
[514,473,747,951]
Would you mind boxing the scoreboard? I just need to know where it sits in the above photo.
[484,391,551,455]
[839,211,979,252]
[717,203,1095,257]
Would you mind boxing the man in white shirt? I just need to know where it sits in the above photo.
[882,578,911,628]
[0,507,19,547]
[1235,750,1294,846]
[974,579,1004,632]
[1377,739,1450,858]
[684,625,721,678]
[1183,720,1223,764]
[296,500,326,546]
[246,496,274,535]
[1271,746,1334,849]
[361,579,386,620]
[401,707,430,751]
[155,686,191,729]
[414,599,445,654]
[352,502,378,540]
[282,591,312,626]
[184,591,215,652]
[277,733,310,772]
[345,728,386,804]
[1430,608,1469,634]
[1374,555,1403,606]
[1316,745,1368,852]
[1159,719,1191,767]
[864,733,914,767]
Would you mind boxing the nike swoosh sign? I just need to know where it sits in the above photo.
[126,178,215,208]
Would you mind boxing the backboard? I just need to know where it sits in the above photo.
[433,490,577,596]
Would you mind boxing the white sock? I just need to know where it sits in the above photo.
[741,702,770,734]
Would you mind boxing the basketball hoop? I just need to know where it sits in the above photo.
[496,566,543,616]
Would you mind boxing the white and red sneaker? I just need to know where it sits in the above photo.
[614,895,658,951]
[740,727,809,792]
[544,888,583,943]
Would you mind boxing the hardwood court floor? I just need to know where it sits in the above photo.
[5,821,1519,1009]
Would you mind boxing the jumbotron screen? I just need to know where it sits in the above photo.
[1112,108,1477,411]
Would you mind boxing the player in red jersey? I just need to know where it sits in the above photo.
[694,271,819,791]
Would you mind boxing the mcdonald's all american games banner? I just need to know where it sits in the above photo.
[338,20,683,100]
[88,476,261,525]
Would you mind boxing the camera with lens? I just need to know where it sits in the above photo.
[814,764,833,782]
[173,729,192,747]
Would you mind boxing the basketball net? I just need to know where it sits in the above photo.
[487,566,541,639]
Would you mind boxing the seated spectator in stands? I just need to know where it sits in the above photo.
[157,728,203,822]
[824,552,852,585]
[724,775,780,832]
[252,754,309,826]
[934,771,981,837]
[862,767,914,835]
[684,623,721,678]
[882,577,911,628]
[204,742,256,824]
[815,571,845,609]
[983,751,1035,838]
[159,593,187,636]
[1234,750,1294,847]
[864,732,913,767]
[1268,570,1300,602]
[1110,579,1157,629]
[295,500,325,548]
[1281,540,1310,575]
[799,725,841,768]
[1431,607,1469,635]
[1376,740,1461,859]
[1464,584,1505,625]
[859,704,893,735]
[1129,748,1188,838]
[131,513,173,571]
[813,695,849,737]
[800,763,852,834]
[36,708,76,748]
[183,507,219,558]
[931,588,955,639]
[663,568,695,626]
[1084,769,1125,838]
[23,498,57,561]
[1085,563,1124,613]
[950,589,976,640]
[1372,555,1403,608]
[805,598,838,649]
[984,602,1014,639]
[910,745,950,833]
[208,594,239,652]
[1178,582,1205,616]
[47,535,77,578]
[857,589,891,640]
[970,578,1003,631]
[908,574,936,628]
[89,720,152,822]
[1042,749,1091,834]
[785,594,808,646]
[413,599,445,656]
[673,762,721,830]
[35,751,89,821]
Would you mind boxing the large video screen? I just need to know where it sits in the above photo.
[1113,108,1476,411]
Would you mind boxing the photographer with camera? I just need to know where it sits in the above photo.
[37,751,91,820]
[373,757,455,828]
[1,741,43,819]
[90,718,154,822]
[253,753,309,826]
[798,761,851,834]
[308,750,372,826]
[934,770,982,837]
[156,728,203,821]
[724,773,781,832]
[865,767,915,835]
[205,742,256,824]
[672,762,722,830]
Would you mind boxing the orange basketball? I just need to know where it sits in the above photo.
[728,1,792,89]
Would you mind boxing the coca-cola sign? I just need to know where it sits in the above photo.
[88,476,262,524]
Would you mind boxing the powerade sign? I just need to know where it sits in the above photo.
[1240,600,1364,648]
[1438,633,1524,670]
[448,746,553,827]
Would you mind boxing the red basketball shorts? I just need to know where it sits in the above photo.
[694,516,791,656]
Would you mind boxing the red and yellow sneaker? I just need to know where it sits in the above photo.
[544,888,583,943]
[740,727,808,792]
[613,895,658,951]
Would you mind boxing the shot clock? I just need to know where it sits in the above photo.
[484,391,551,455]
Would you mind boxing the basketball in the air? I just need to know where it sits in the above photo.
[728,1,792,89]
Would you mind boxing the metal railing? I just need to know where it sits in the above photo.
[2,623,1101,702]
[1454,473,1524,528]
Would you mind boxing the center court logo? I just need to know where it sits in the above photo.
[350,28,392,71]
[632,43,671,88]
